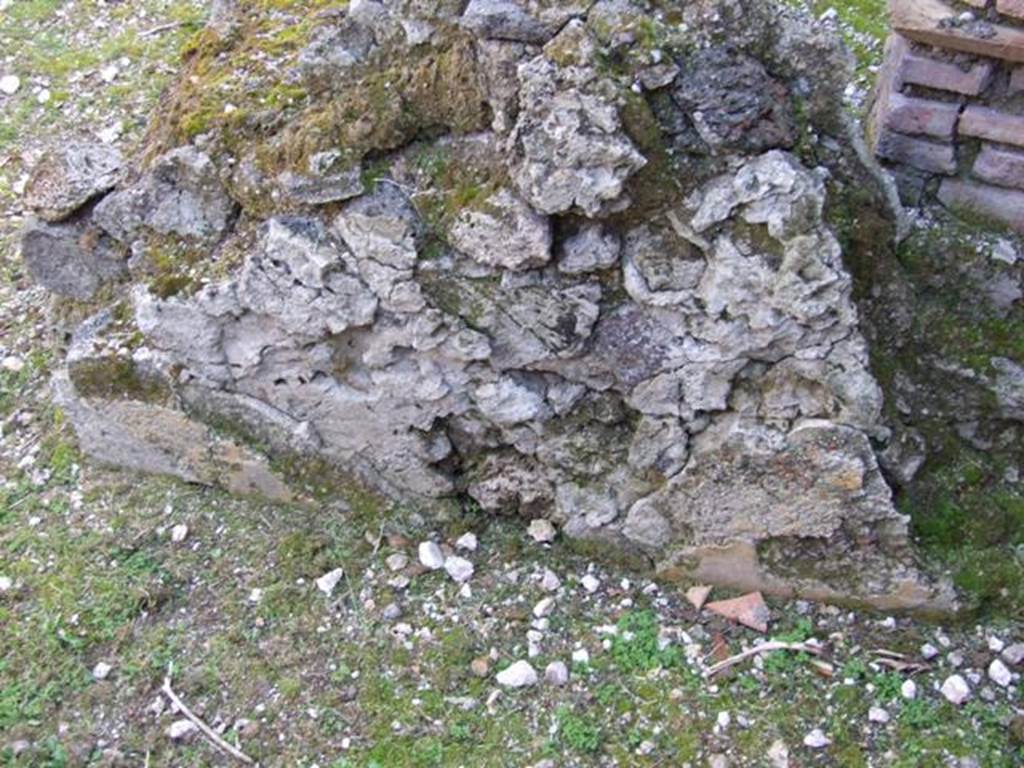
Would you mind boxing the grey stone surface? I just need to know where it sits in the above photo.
[93,146,237,245]
[510,23,647,216]
[25,140,122,221]
[672,46,795,153]
[461,0,588,44]
[21,215,126,300]
[448,188,552,271]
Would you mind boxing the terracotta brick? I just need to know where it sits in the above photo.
[900,50,993,95]
[892,0,1024,63]
[997,0,1024,19]
[959,105,1024,148]
[937,178,1024,232]
[880,93,960,139]
[973,144,1024,189]
[875,130,957,174]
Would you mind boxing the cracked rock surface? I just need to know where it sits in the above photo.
[23,0,955,612]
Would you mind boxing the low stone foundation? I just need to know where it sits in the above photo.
[870,0,1024,230]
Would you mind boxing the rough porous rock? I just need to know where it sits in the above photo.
[24,0,959,612]
[25,140,123,222]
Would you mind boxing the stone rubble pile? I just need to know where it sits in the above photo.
[19,0,956,611]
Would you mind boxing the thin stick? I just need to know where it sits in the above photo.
[704,641,822,678]
[161,665,255,765]
[140,21,183,38]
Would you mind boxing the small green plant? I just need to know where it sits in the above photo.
[556,706,603,754]
[610,610,679,672]
[774,617,814,643]
[872,671,904,702]
[898,698,939,729]
[839,657,869,680]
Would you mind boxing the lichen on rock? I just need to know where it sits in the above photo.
[23,0,959,613]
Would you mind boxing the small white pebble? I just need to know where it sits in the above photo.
[900,679,917,700]
[455,532,478,551]
[444,555,474,584]
[418,541,445,570]
[166,720,197,740]
[527,519,556,543]
[940,674,970,705]
[496,660,537,688]
[581,574,600,594]
[988,659,1012,688]
[170,524,189,543]
[803,728,831,749]
[315,567,345,596]
[92,661,112,681]
[0,74,20,95]
[532,596,555,618]
[868,706,889,724]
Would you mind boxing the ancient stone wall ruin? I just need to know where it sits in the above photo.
[20,0,957,613]
[870,0,1024,230]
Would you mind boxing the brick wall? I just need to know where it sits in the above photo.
[869,0,1024,231]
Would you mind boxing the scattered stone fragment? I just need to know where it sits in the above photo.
[544,660,569,686]
[572,648,590,665]
[717,711,731,729]
[1002,643,1024,666]
[1,356,23,373]
[988,659,1012,688]
[803,728,831,749]
[385,552,408,572]
[901,679,917,700]
[532,597,555,618]
[0,74,20,95]
[941,674,971,705]
[471,657,491,678]
[496,660,538,688]
[920,643,939,660]
[686,585,713,611]
[418,541,445,570]
[0,576,11,593]
[706,592,770,633]
[868,706,890,724]
[166,720,197,741]
[170,524,188,543]
[988,636,1005,653]
[315,567,345,596]
[455,532,478,551]
[381,602,402,621]
[444,556,475,584]
[581,574,600,594]
[767,740,790,768]
[92,661,112,681]
[527,519,556,543]
[540,568,561,592]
